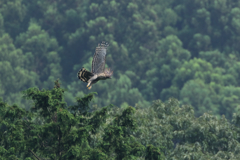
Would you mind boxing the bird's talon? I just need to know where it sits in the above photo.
[88,86,92,90]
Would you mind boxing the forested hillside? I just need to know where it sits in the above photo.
[2,1,240,159]
[1,0,240,119]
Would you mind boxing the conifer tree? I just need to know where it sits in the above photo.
[0,80,164,159]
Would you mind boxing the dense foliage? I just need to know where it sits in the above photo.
[0,81,164,159]
[1,0,240,118]
[1,81,240,159]
[1,0,240,158]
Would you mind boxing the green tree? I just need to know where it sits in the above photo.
[0,0,27,38]
[175,0,240,54]
[132,98,240,159]
[0,80,164,159]
[180,79,214,117]
[0,33,38,108]
[15,22,62,89]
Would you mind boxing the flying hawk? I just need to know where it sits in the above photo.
[77,41,113,89]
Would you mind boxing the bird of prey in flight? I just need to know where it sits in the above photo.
[77,41,113,89]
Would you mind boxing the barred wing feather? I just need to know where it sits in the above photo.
[91,41,109,74]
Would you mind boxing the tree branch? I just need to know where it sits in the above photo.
[29,149,42,160]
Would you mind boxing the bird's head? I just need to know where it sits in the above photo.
[104,68,113,78]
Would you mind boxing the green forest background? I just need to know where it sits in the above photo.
[1,0,240,119]
[2,0,240,159]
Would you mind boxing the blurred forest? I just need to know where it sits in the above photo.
[1,0,240,119]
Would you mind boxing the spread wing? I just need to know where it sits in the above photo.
[91,41,109,74]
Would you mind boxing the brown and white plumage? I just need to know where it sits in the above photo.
[77,41,113,89]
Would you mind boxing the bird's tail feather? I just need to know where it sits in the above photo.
[77,67,94,82]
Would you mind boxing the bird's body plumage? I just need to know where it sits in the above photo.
[77,41,113,89]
